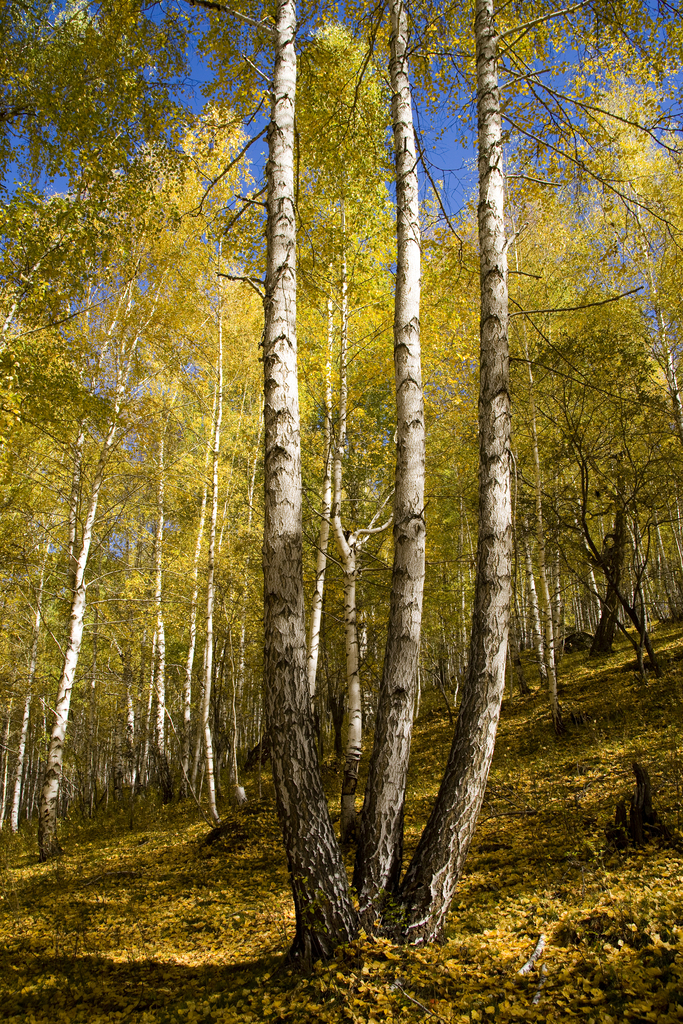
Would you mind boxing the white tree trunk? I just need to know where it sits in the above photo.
[153,423,173,802]
[233,408,264,807]
[38,418,119,859]
[523,532,547,687]
[87,598,99,816]
[10,545,47,833]
[306,295,334,700]
[552,543,564,661]
[142,627,156,787]
[329,217,363,841]
[340,541,362,841]
[181,411,212,799]
[262,0,357,957]
[124,647,136,789]
[67,427,85,595]
[0,699,12,828]
[202,305,223,826]
[37,311,140,858]
[400,0,511,941]
[525,356,561,732]
[635,222,683,447]
[354,0,425,909]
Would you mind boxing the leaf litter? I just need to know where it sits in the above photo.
[3,624,683,1023]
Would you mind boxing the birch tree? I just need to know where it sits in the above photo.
[354,0,426,913]
[39,374,131,858]
[305,298,333,701]
[201,296,224,827]
[398,0,511,942]
[181,435,210,798]
[10,537,48,832]
[153,412,174,804]
[261,0,357,957]
[37,266,163,860]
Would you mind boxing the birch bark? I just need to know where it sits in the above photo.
[38,415,123,859]
[153,421,174,803]
[181,417,211,797]
[123,645,135,793]
[399,0,511,942]
[328,226,362,842]
[142,628,156,787]
[523,530,547,686]
[10,544,47,832]
[87,598,99,816]
[524,340,562,731]
[67,427,85,595]
[37,301,142,858]
[354,0,425,911]
[0,700,12,828]
[306,296,333,701]
[262,0,356,958]
[233,409,264,806]
[201,312,223,826]
[634,213,683,448]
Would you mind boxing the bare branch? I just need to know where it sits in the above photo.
[184,0,276,36]
[509,285,642,317]
[217,272,265,300]
[499,1,591,42]
[193,127,268,216]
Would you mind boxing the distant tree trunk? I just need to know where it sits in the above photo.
[202,306,223,827]
[354,0,426,913]
[142,628,156,788]
[510,492,529,695]
[123,646,135,790]
[524,344,561,732]
[306,295,333,701]
[578,470,660,674]
[153,422,173,804]
[399,0,511,942]
[0,699,12,828]
[234,409,263,808]
[552,543,564,662]
[523,531,547,687]
[654,515,681,618]
[575,513,601,628]
[328,220,364,844]
[11,546,47,833]
[229,656,247,806]
[38,412,122,861]
[87,596,99,817]
[262,0,357,959]
[508,612,527,696]
[181,423,210,799]
[635,218,683,449]
[338,537,362,842]
[67,426,85,596]
[591,507,625,655]
[327,667,345,761]
[113,706,124,802]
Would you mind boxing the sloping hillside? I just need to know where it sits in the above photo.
[2,626,683,1023]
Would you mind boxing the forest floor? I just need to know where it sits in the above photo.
[3,625,683,1024]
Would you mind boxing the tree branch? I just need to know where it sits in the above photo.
[499,1,591,41]
[217,272,266,300]
[509,286,642,317]
[184,0,276,36]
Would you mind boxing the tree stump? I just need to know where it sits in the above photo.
[629,762,655,844]
[609,763,671,847]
